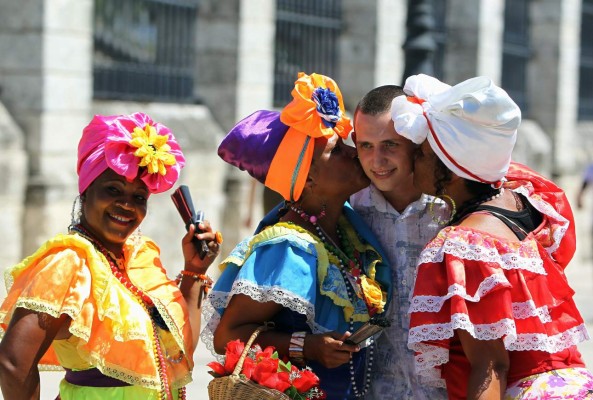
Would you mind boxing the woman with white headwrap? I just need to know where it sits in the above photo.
[393,74,593,399]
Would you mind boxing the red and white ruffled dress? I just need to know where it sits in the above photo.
[408,163,592,399]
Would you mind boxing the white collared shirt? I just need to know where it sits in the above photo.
[350,185,448,400]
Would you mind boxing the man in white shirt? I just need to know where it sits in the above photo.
[350,85,448,399]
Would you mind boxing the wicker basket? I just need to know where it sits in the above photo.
[208,325,291,400]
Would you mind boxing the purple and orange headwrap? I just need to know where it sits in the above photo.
[77,112,185,194]
[218,72,352,202]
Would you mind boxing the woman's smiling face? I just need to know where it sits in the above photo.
[80,168,149,254]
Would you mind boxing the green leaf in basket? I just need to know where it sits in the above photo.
[277,359,292,373]
[285,385,306,400]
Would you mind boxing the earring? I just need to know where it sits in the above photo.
[69,195,83,230]
[429,194,457,226]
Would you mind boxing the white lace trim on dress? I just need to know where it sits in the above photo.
[418,238,546,275]
[200,279,327,358]
[409,312,589,351]
[409,314,590,387]
[512,300,552,323]
[409,274,509,313]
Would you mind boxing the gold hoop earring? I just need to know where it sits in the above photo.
[429,194,457,226]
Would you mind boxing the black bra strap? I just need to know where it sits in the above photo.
[472,206,529,240]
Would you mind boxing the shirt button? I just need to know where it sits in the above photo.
[401,279,407,285]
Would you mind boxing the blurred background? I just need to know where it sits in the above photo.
[0,0,592,398]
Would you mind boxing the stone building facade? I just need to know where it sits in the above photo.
[0,0,590,292]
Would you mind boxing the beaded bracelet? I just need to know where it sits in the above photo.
[289,331,307,366]
[175,270,213,308]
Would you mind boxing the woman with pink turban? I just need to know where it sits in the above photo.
[0,112,221,399]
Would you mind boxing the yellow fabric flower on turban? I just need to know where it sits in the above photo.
[130,124,177,176]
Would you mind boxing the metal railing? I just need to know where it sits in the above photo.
[501,0,531,115]
[273,0,342,107]
[93,0,199,103]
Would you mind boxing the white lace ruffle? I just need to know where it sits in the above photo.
[512,300,552,323]
[409,313,589,354]
[414,343,448,388]
[505,324,590,352]
[409,274,509,313]
[409,313,591,388]
[200,279,327,358]
[409,313,517,344]
[419,239,546,275]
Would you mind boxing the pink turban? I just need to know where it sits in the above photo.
[77,112,185,194]
[391,74,521,187]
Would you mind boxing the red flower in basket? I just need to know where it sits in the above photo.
[292,367,320,393]
[208,339,326,400]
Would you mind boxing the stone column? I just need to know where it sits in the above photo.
[375,0,407,87]
[340,1,379,111]
[529,0,582,175]
[444,0,504,83]
[195,0,241,132]
[0,104,27,281]
[0,0,93,257]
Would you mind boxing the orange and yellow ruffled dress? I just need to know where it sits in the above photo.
[0,234,193,399]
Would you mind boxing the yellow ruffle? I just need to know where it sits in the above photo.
[0,234,192,390]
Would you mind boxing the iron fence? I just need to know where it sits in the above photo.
[93,0,199,103]
[273,0,342,107]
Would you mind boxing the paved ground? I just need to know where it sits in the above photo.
[26,175,593,399]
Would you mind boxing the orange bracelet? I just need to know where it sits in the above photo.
[176,270,213,308]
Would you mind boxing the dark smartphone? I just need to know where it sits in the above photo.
[171,185,209,259]
[344,315,391,346]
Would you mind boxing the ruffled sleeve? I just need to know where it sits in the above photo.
[407,226,588,388]
[506,162,575,266]
[0,234,192,390]
[201,220,385,357]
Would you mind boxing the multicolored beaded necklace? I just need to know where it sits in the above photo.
[69,224,185,400]
[290,205,373,397]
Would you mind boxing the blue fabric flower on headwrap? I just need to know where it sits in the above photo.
[312,87,342,128]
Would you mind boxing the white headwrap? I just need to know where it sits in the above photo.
[391,74,521,186]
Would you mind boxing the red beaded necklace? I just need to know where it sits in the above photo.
[69,224,183,400]
[70,224,153,305]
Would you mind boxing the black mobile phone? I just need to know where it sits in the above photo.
[344,315,391,346]
[171,185,209,259]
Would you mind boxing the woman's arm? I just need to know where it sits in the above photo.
[457,329,509,400]
[0,308,70,400]
[214,294,358,369]
[178,222,219,350]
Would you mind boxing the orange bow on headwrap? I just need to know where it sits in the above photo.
[265,72,352,201]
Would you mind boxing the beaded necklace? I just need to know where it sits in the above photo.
[450,188,505,225]
[69,224,185,400]
[290,206,373,397]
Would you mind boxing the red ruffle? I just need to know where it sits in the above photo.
[408,165,588,395]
